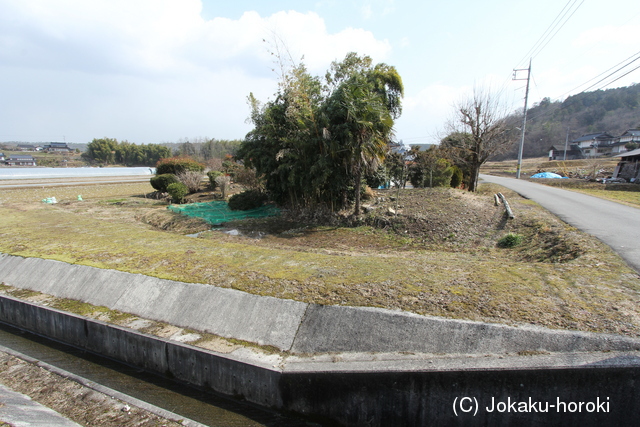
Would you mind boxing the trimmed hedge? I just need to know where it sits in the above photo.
[156,156,205,175]
[167,182,189,204]
[150,174,179,192]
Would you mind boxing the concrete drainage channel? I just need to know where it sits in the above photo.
[1,254,640,426]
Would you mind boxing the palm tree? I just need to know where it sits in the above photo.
[327,62,403,215]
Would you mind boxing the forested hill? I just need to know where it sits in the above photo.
[500,83,640,159]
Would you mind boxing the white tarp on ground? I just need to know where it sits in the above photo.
[0,167,155,180]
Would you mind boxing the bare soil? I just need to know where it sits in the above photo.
[0,351,182,427]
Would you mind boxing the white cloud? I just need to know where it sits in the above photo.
[361,4,373,20]
[359,0,395,20]
[0,1,392,143]
[0,2,390,77]
[395,83,472,144]
[246,10,391,73]
[574,24,640,47]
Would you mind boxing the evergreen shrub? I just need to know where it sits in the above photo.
[156,156,205,175]
[167,182,189,204]
[150,174,179,192]
[207,170,223,189]
[228,190,268,210]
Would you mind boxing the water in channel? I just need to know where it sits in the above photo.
[0,323,315,427]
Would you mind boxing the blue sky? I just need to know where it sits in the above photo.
[1,0,639,146]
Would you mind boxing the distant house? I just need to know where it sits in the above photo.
[409,143,435,152]
[571,132,616,157]
[16,144,36,152]
[0,153,5,161]
[5,155,37,166]
[548,144,583,161]
[618,129,640,149]
[43,142,71,152]
[612,148,640,181]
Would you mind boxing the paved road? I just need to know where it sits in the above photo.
[480,174,640,274]
[0,384,82,426]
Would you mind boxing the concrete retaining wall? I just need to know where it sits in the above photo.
[1,294,640,426]
[1,254,640,356]
[0,295,282,408]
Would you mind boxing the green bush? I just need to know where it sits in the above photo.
[498,232,524,248]
[366,165,388,189]
[450,166,463,188]
[150,173,179,192]
[409,157,453,188]
[221,155,242,179]
[207,170,223,189]
[167,182,189,204]
[156,156,205,175]
[228,190,268,210]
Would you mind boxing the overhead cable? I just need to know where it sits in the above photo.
[559,50,640,97]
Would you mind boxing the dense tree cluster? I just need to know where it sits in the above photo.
[82,138,171,166]
[407,146,456,188]
[237,53,403,214]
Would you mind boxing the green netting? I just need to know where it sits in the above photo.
[167,201,280,224]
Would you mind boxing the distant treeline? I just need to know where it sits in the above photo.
[498,83,640,159]
[161,137,242,165]
[81,137,242,167]
[82,138,171,166]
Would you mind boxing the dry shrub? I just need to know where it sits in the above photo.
[234,167,263,191]
[363,186,376,201]
[176,171,204,193]
[215,175,231,198]
[206,158,223,170]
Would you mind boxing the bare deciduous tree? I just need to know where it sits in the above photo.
[176,170,204,193]
[444,87,515,191]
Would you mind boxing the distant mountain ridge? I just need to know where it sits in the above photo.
[501,83,640,159]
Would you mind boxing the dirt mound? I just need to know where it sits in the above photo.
[360,187,504,247]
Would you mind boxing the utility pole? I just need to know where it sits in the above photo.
[513,59,531,179]
[563,127,570,161]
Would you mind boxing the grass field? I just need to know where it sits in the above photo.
[1,178,639,337]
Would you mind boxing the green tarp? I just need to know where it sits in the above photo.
[167,201,279,224]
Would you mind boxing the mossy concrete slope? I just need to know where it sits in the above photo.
[0,254,306,351]
[1,253,640,355]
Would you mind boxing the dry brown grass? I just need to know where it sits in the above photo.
[1,179,639,337]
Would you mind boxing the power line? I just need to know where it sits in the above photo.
[594,63,640,90]
[499,1,583,109]
[559,50,640,97]
[581,54,640,93]
[514,0,583,68]
[529,0,584,61]
[512,56,640,128]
